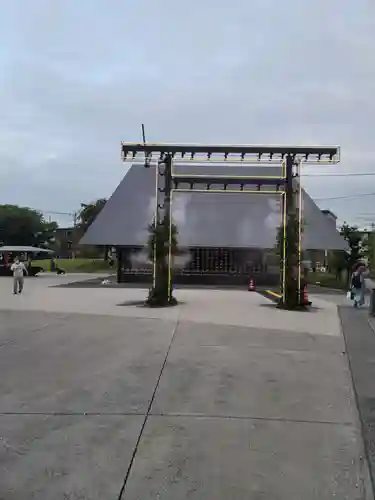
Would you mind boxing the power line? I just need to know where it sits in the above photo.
[303,172,375,178]
[41,210,75,216]
[315,192,375,201]
[39,189,375,208]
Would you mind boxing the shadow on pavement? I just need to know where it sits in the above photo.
[257,302,321,313]
[117,300,187,307]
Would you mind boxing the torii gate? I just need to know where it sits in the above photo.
[121,142,340,309]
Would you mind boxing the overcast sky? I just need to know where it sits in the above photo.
[0,0,374,228]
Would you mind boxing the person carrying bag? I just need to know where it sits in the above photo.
[350,265,365,308]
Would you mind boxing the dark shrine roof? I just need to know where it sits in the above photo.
[80,163,347,251]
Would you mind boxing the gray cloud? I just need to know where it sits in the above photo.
[0,0,374,227]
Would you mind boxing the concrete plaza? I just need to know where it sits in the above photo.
[0,274,372,499]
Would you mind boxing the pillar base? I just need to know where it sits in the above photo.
[145,287,178,308]
[277,298,311,311]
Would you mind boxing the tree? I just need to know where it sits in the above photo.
[77,198,107,231]
[342,223,364,267]
[328,223,365,284]
[337,223,364,268]
[327,250,346,280]
[366,227,375,273]
[0,205,58,248]
[77,198,108,259]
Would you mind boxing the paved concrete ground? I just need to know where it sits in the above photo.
[0,274,372,499]
[339,305,375,495]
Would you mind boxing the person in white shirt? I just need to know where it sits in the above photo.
[10,258,28,294]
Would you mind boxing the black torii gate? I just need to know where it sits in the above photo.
[121,142,340,309]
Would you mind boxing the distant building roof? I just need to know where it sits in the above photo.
[80,164,348,251]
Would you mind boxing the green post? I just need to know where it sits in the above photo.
[280,154,299,309]
[163,154,173,301]
[146,154,177,307]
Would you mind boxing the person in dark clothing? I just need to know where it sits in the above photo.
[351,264,366,308]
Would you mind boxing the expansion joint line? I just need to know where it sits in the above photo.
[117,319,179,499]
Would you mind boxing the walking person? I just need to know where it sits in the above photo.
[11,257,28,295]
[351,264,366,308]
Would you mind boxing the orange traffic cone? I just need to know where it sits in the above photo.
[248,278,255,291]
[302,284,311,306]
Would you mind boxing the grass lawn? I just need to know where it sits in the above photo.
[35,258,114,273]
[306,271,347,291]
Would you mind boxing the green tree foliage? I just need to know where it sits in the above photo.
[77,198,108,259]
[0,204,58,247]
[330,223,364,277]
[147,220,178,263]
[368,232,375,273]
[77,198,107,231]
[327,250,346,279]
[275,214,304,308]
[146,218,179,306]
[276,215,302,261]
[363,226,375,274]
